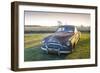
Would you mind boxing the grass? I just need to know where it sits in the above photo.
[67,33,90,59]
[24,32,90,61]
[24,33,51,48]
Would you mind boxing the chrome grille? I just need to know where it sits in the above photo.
[47,43,61,49]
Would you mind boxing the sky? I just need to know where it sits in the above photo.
[25,11,90,26]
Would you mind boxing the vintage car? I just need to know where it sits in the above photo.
[41,25,81,55]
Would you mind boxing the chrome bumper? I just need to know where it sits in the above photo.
[41,47,71,53]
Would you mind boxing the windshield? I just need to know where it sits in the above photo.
[56,26,74,33]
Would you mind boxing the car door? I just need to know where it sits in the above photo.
[74,27,79,45]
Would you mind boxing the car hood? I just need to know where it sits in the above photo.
[47,32,73,43]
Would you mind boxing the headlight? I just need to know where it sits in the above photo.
[66,41,71,46]
[42,40,45,43]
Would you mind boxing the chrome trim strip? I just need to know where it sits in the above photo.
[60,51,71,53]
[41,47,47,51]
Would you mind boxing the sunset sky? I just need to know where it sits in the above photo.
[25,11,90,26]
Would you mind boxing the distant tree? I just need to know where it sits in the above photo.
[80,25,84,28]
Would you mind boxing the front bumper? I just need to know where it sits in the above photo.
[41,43,72,53]
[41,47,71,53]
